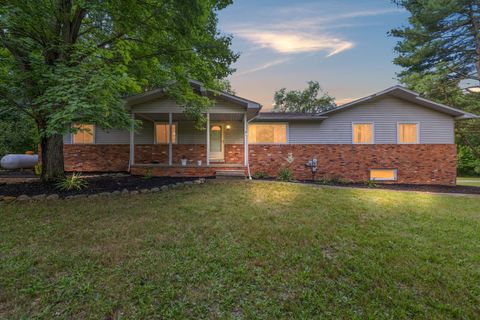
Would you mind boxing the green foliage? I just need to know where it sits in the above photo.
[390,1,480,175]
[143,168,153,180]
[458,145,480,176]
[56,173,88,191]
[277,167,292,181]
[0,112,38,157]
[390,0,479,83]
[34,164,42,176]
[0,0,238,179]
[252,171,268,179]
[273,81,336,113]
[364,180,379,188]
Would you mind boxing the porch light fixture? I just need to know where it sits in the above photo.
[226,125,231,130]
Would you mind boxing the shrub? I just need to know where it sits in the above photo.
[56,173,88,191]
[34,164,42,176]
[363,180,378,188]
[252,171,268,179]
[143,168,153,180]
[277,167,292,181]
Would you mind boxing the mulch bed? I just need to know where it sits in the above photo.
[0,173,211,197]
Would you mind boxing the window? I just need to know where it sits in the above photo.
[72,124,94,144]
[248,123,287,144]
[352,123,373,144]
[155,123,177,144]
[398,123,418,144]
[370,169,397,181]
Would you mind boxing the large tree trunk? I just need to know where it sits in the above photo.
[40,134,65,183]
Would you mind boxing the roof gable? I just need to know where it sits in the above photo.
[320,86,478,120]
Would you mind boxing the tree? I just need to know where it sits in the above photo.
[390,0,479,82]
[0,0,237,182]
[390,0,480,175]
[0,112,38,157]
[273,81,336,113]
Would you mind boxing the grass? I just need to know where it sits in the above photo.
[457,176,480,187]
[1,181,480,319]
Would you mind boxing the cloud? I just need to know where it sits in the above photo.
[336,97,359,105]
[235,30,354,56]
[235,58,291,76]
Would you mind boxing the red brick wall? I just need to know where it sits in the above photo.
[249,144,457,185]
[63,144,243,171]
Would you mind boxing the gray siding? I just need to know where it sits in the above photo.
[131,97,244,114]
[288,96,455,144]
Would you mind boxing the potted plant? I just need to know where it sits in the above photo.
[180,155,188,166]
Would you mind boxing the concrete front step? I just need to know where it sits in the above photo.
[215,170,246,179]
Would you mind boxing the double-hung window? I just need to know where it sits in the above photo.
[72,124,94,144]
[352,123,373,144]
[248,123,287,144]
[155,123,177,144]
[397,122,419,144]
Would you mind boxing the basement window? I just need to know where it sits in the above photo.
[72,124,94,144]
[369,169,397,181]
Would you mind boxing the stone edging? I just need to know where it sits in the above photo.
[0,178,207,203]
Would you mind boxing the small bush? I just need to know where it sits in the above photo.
[364,180,379,188]
[252,171,268,179]
[143,168,153,180]
[56,173,88,191]
[277,167,292,181]
[34,164,42,175]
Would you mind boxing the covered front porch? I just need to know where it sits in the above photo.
[128,112,249,177]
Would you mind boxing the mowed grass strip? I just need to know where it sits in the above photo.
[1,181,479,319]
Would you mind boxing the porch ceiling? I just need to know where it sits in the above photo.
[136,112,244,122]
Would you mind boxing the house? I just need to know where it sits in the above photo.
[63,82,478,185]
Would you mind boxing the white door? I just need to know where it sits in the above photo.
[209,124,224,161]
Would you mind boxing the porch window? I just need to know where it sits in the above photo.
[352,123,373,144]
[248,123,287,144]
[370,169,397,181]
[398,123,418,144]
[72,124,94,144]
[155,123,177,144]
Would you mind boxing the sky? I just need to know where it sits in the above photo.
[218,0,410,109]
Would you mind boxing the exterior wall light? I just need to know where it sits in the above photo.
[226,125,231,130]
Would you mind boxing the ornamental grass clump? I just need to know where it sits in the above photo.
[56,173,88,191]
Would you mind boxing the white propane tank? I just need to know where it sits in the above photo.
[0,154,39,169]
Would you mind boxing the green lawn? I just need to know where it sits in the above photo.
[1,182,480,319]
[457,177,480,187]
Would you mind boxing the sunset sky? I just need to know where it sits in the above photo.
[218,0,410,109]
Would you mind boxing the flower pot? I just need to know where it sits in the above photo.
[197,160,202,166]
[181,159,187,166]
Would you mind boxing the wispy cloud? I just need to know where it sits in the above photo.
[235,58,291,76]
[235,30,354,56]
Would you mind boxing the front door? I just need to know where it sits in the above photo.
[209,124,224,161]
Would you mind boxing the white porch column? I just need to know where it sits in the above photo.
[206,112,210,166]
[129,112,135,170]
[243,112,248,166]
[168,113,173,165]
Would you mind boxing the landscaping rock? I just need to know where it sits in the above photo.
[140,189,150,194]
[194,179,202,184]
[16,195,30,202]
[111,190,121,196]
[72,194,87,199]
[151,187,160,192]
[161,185,169,191]
[46,194,59,201]
[98,192,111,197]
[121,189,129,195]
[130,190,139,195]
[2,196,16,203]
[65,195,75,200]
[88,194,99,199]
[31,194,47,201]
[184,181,193,185]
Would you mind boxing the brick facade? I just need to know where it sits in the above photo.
[249,144,457,185]
[62,143,457,185]
[63,144,242,171]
